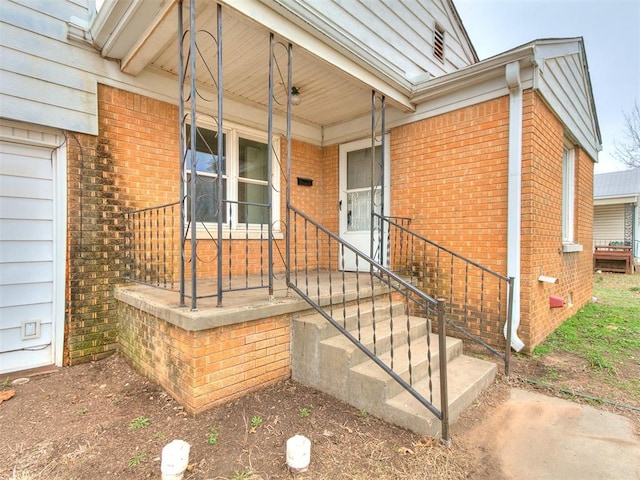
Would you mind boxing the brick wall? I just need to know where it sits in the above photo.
[390,97,510,271]
[118,302,291,413]
[521,91,593,348]
[385,93,593,350]
[65,85,179,365]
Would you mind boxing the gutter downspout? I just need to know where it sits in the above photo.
[505,61,525,352]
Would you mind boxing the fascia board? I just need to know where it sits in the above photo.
[594,195,638,206]
[90,0,132,49]
[121,0,179,75]
[220,0,415,113]
[411,46,536,103]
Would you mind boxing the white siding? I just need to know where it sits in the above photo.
[0,120,65,374]
[0,0,180,136]
[536,43,600,161]
[593,204,625,243]
[273,0,476,81]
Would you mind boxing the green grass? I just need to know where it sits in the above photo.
[533,273,640,373]
[534,302,639,369]
[128,416,150,430]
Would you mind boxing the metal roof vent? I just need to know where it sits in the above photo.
[434,24,445,62]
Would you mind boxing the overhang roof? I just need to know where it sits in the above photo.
[594,168,640,199]
[89,1,600,156]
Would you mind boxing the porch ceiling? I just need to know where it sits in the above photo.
[93,0,412,131]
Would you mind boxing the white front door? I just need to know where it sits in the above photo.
[0,121,66,374]
[338,137,390,271]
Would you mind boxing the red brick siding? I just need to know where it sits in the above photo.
[521,91,593,349]
[118,302,291,413]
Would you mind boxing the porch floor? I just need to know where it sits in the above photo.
[115,272,381,333]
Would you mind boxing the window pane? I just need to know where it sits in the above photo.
[347,146,381,189]
[186,173,227,223]
[239,137,268,181]
[562,147,575,243]
[238,182,268,224]
[185,125,226,174]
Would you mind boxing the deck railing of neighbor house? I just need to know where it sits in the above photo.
[287,205,451,443]
[375,213,515,374]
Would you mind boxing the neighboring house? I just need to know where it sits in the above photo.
[0,0,599,432]
[593,168,640,261]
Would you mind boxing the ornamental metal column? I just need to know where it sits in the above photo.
[370,91,386,266]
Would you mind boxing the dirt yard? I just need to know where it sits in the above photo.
[1,353,510,480]
[1,274,638,480]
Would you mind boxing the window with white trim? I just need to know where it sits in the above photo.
[562,145,575,243]
[185,122,279,232]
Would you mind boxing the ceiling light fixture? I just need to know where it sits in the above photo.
[291,86,301,106]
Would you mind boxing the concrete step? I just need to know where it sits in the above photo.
[291,301,497,437]
[348,334,463,403]
[384,354,497,436]
[315,316,433,398]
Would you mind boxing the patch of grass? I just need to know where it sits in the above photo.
[299,407,312,418]
[231,469,252,480]
[1,377,10,388]
[541,367,561,382]
[207,425,219,445]
[127,452,147,467]
[357,409,369,419]
[250,415,263,429]
[537,302,639,371]
[128,416,150,430]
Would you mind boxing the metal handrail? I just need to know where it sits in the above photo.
[374,213,515,374]
[288,204,451,443]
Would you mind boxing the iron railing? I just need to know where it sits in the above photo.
[288,205,451,443]
[122,202,179,288]
[375,213,515,374]
[122,200,280,302]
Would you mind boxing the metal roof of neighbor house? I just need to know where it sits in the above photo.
[594,168,640,198]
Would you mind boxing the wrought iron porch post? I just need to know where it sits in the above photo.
[370,90,375,262]
[285,42,293,287]
[178,0,186,307]
[216,2,224,307]
[267,33,275,298]
[188,0,198,311]
[369,92,386,266]
[379,94,386,266]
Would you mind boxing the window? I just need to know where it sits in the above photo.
[434,24,445,62]
[185,122,279,233]
[562,145,575,244]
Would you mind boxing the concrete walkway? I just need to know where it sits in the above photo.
[467,388,640,480]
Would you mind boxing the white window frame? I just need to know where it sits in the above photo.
[561,143,582,252]
[186,119,281,239]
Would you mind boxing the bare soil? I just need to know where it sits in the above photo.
[0,353,509,480]
[2,273,638,480]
